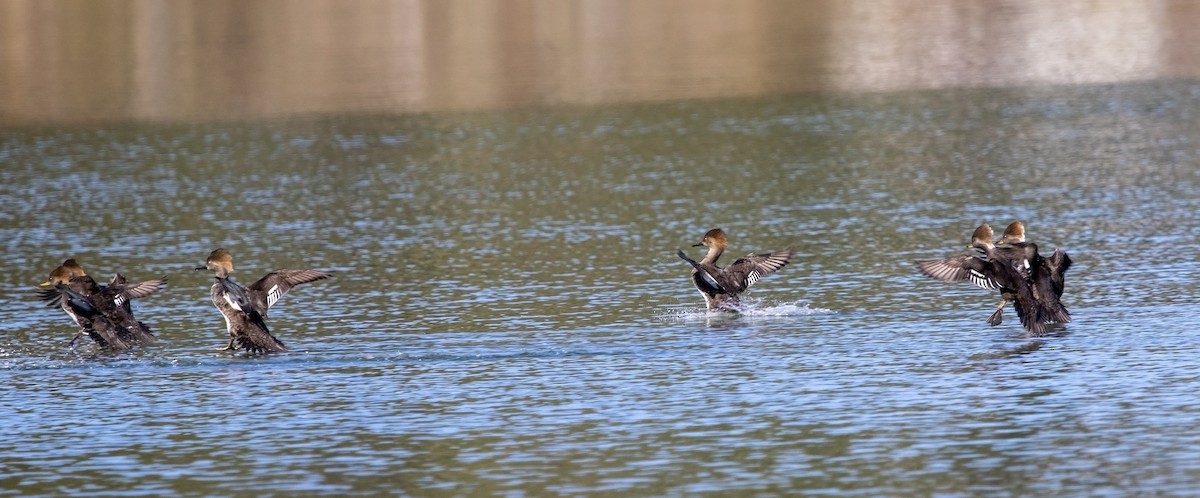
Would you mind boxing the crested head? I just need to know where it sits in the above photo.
[697,228,728,248]
[996,221,1026,245]
[201,248,235,276]
[968,223,995,249]
[62,258,87,277]
[40,265,74,286]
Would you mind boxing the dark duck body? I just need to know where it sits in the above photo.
[994,221,1072,325]
[51,282,129,350]
[915,223,1069,334]
[196,248,330,354]
[677,228,793,311]
[37,259,167,349]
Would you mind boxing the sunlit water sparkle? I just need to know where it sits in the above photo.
[3,82,1200,495]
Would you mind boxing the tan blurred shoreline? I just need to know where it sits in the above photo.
[1,0,1197,125]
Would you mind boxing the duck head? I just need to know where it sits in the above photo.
[692,228,729,249]
[196,248,235,278]
[995,221,1026,245]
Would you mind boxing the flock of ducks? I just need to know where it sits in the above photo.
[38,222,1070,354]
[677,222,1071,334]
[38,249,329,354]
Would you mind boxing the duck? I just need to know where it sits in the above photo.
[915,223,1057,334]
[47,282,130,350]
[676,228,793,311]
[37,259,167,349]
[195,248,330,354]
[38,262,90,332]
[994,221,1072,324]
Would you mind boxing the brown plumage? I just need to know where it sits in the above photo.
[196,248,330,354]
[37,259,166,349]
[916,222,1070,334]
[994,221,1072,324]
[677,228,793,311]
[49,283,131,350]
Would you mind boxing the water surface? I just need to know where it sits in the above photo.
[4,81,1200,495]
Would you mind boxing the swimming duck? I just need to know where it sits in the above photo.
[37,259,166,348]
[994,221,1072,324]
[47,282,130,350]
[915,223,1058,334]
[195,248,330,354]
[677,228,793,311]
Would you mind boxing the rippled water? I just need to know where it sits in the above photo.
[4,81,1200,495]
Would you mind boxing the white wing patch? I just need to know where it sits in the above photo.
[745,270,762,288]
[114,294,127,308]
[967,269,1001,290]
[266,284,282,309]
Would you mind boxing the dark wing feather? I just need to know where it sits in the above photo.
[678,250,724,293]
[53,284,133,350]
[1045,249,1071,298]
[1032,249,1072,324]
[119,277,168,300]
[105,276,168,310]
[219,278,256,315]
[915,257,1002,290]
[36,287,65,307]
[1010,289,1048,334]
[720,249,793,293]
[215,297,286,354]
[248,269,331,316]
[55,284,97,316]
[234,318,287,354]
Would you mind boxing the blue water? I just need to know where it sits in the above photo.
[3,82,1200,495]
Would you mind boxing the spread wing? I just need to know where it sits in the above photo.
[915,256,1002,290]
[119,277,168,300]
[248,269,331,315]
[109,276,168,308]
[36,286,65,307]
[720,249,793,293]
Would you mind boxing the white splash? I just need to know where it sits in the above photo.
[660,298,834,322]
[728,297,834,317]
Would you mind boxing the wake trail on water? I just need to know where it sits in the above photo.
[660,298,834,321]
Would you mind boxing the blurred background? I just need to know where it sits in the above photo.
[3,0,1198,125]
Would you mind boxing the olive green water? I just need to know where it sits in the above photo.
[4,2,1200,496]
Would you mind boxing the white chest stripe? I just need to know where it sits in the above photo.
[267,284,282,309]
